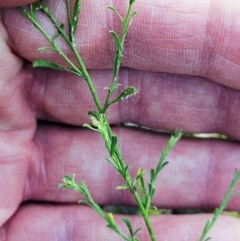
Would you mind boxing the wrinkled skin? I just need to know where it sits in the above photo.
[0,0,240,240]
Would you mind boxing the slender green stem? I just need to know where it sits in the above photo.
[39,5,103,112]
[103,1,135,112]
[20,2,158,240]
[70,45,103,113]
[101,115,157,240]
[66,0,72,37]
[132,190,157,241]
[20,2,240,241]
[199,170,240,241]
[77,187,132,241]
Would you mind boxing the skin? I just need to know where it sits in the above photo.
[0,0,240,240]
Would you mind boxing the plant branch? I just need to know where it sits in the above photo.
[199,170,240,241]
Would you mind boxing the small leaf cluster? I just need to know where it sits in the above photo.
[66,0,81,42]
[103,0,138,112]
[83,111,131,179]
[59,175,141,241]
[19,0,84,77]
[134,131,181,213]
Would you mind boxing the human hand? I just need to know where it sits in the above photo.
[0,0,240,240]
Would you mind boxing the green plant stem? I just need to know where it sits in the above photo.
[66,0,72,36]
[40,6,104,113]
[199,170,240,241]
[20,2,157,240]
[132,190,157,241]
[20,2,240,241]
[71,45,103,112]
[103,1,135,112]
[61,0,156,236]
[49,15,103,112]
[30,7,103,113]
[102,115,157,241]
[76,187,132,241]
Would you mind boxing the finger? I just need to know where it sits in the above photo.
[24,124,240,211]
[2,0,240,89]
[0,23,35,225]
[0,22,34,132]
[0,0,37,7]
[3,204,240,241]
[26,66,240,140]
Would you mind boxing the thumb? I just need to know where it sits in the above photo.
[0,0,37,7]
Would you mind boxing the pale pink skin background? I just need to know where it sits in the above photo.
[0,0,240,240]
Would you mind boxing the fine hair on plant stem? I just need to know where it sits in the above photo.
[19,1,240,240]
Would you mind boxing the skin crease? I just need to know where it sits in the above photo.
[0,0,240,240]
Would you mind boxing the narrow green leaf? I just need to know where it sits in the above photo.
[148,182,155,200]
[109,86,138,105]
[110,135,118,156]
[33,60,83,76]
[122,217,134,237]
[137,168,147,204]
[88,111,100,119]
[30,4,37,20]
[109,31,121,50]
[108,6,123,21]
[33,59,68,71]
[150,169,155,183]
[130,178,137,189]
[131,11,137,18]
[199,170,240,241]
[71,0,82,35]
[155,161,169,175]
[58,174,76,189]
[53,23,64,40]
[66,0,71,35]
[58,183,69,189]
[133,228,142,237]
[78,199,91,206]
[107,213,117,227]
[33,0,49,13]
[83,123,99,132]
[63,175,74,182]
[111,83,121,94]
[202,219,210,232]
[136,172,145,181]
[79,180,88,190]
[116,184,129,190]
[18,7,31,19]
[124,165,130,172]
[106,224,116,232]
[156,130,181,175]
[106,157,121,172]
[213,208,220,217]
[133,238,140,241]
[38,46,56,52]
[29,1,46,18]
[89,116,100,128]
[126,11,138,31]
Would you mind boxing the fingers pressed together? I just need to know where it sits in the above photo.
[0,0,240,240]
